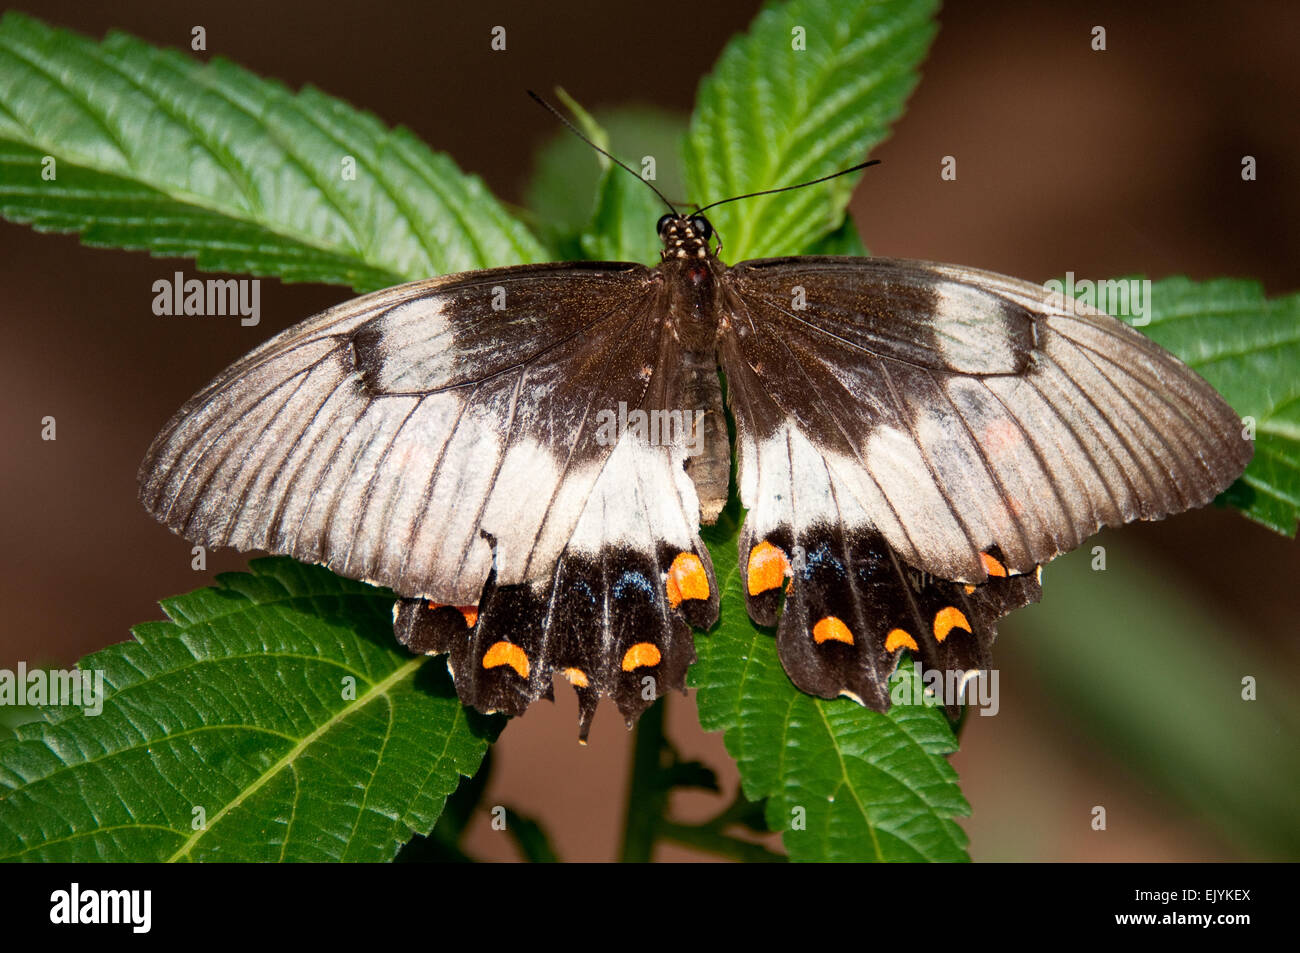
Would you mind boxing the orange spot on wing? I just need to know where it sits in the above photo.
[622,642,662,671]
[885,628,919,652]
[563,667,589,688]
[963,584,976,594]
[666,552,710,607]
[747,541,791,595]
[933,607,972,643]
[980,551,1008,578]
[482,641,530,677]
[425,602,478,627]
[812,616,854,645]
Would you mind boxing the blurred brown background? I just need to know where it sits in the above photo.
[1,0,1297,861]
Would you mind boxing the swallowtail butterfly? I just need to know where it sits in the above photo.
[139,131,1252,740]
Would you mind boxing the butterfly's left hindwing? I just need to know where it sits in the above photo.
[140,262,718,737]
[395,537,716,737]
[720,256,1250,706]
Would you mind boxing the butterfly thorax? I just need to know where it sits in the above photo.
[657,213,713,261]
[655,214,728,350]
[658,256,726,348]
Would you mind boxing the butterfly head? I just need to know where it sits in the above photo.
[657,213,715,261]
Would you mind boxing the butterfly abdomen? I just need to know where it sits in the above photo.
[678,351,729,524]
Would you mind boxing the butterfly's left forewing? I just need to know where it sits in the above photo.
[140,262,718,736]
[719,256,1250,706]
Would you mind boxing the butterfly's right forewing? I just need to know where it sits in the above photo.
[718,255,1251,707]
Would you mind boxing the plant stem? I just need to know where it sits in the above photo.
[658,821,786,862]
[619,695,669,862]
[618,698,788,862]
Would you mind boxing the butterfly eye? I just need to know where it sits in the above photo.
[689,215,713,241]
[656,213,676,238]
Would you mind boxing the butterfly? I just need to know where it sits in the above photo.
[138,150,1252,741]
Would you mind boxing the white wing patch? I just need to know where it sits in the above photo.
[139,263,679,607]
[567,430,701,556]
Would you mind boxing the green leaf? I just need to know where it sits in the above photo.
[396,751,494,863]
[1088,276,1300,536]
[579,157,666,265]
[542,92,668,265]
[0,12,546,292]
[683,0,937,262]
[525,100,687,263]
[691,513,971,862]
[0,558,500,862]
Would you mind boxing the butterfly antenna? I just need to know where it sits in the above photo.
[693,160,881,216]
[527,90,679,216]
